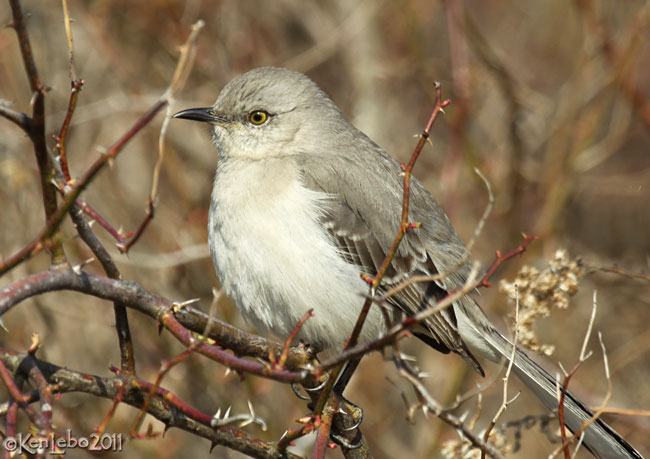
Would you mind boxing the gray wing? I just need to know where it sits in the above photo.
[295,144,484,375]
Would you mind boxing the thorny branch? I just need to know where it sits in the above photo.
[0,267,306,383]
[0,98,167,276]
[8,0,66,265]
[0,351,299,459]
[396,360,505,459]
[0,17,203,276]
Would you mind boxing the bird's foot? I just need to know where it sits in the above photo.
[330,396,364,450]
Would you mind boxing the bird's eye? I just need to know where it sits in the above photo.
[248,110,269,125]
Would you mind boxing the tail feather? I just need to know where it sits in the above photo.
[505,335,639,458]
[454,302,641,458]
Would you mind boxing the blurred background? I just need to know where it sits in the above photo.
[1,0,649,457]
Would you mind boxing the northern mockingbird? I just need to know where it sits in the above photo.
[174,67,639,458]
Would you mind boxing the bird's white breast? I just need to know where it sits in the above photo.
[208,156,384,349]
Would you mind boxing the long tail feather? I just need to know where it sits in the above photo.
[455,301,641,458]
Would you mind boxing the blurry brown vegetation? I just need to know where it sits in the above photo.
[1,0,649,457]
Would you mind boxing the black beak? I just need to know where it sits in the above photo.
[173,107,219,123]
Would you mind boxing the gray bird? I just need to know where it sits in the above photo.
[174,67,639,458]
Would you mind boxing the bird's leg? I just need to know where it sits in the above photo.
[295,358,365,449]
[332,357,363,431]
[326,357,366,450]
[333,357,361,394]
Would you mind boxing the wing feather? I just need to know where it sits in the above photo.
[295,151,484,374]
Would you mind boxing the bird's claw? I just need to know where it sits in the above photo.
[336,398,363,431]
[291,383,311,400]
[303,374,329,392]
[328,396,364,449]
[330,431,362,450]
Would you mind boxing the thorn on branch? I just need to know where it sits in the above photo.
[272,309,314,369]
[479,234,537,288]
[28,333,40,354]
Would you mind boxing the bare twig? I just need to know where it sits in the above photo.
[0,18,204,274]
[396,362,505,459]
[479,234,536,288]
[585,264,650,283]
[555,290,598,458]
[74,197,132,241]
[95,377,125,437]
[277,419,318,452]
[0,102,30,131]
[24,352,54,430]
[68,203,136,374]
[8,0,66,265]
[481,285,521,459]
[118,19,205,255]
[54,79,84,182]
[595,407,650,417]
[60,0,77,81]
[0,358,49,435]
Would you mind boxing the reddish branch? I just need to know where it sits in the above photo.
[130,345,198,436]
[277,421,318,452]
[24,356,54,429]
[350,83,450,348]
[0,268,305,383]
[96,376,125,436]
[51,77,152,251]
[557,359,586,459]
[0,267,311,369]
[55,79,85,182]
[117,199,155,253]
[273,309,314,369]
[0,98,167,276]
[74,197,133,241]
[6,399,18,446]
[351,82,450,347]
[0,351,299,459]
[478,233,536,288]
[73,194,155,253]
[0,358,49,434]
[312,407,334,459]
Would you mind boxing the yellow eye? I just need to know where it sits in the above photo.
[248,110,269,125]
